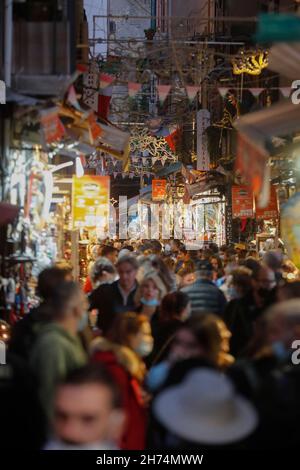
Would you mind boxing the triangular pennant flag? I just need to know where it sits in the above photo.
[158,84,171,105]
[128,82,142,98]
[67,85,81,111]
[88,112,102,144]
[99,73,115,90]
[129,173,134,179]
[218,87,229,98]
[83,88,98,111]
[249,88,264,98]
[122,173,126,179]
[152,156,159,165]
[83,72,98,89]
[186,85,199,102]
[113,172,118,179]
[280,87,291,98]
[76,64,89,73]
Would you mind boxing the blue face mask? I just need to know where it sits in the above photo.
[272,341,290,361]
[146,361,170,392]
[77,312,89,332]
[141,297,160,307]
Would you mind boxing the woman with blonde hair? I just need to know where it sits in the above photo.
[135,270,167,321]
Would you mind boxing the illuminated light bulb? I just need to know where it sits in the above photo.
[76,157,84,178]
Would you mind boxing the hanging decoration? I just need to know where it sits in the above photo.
[249,88,264,98]
[197,109,211,171]
[99,73,115,90]
[40,107,65,144]
[158,84,171,105]
[232,50,269,76]
[128,82,142,98]
[186,86,200,103]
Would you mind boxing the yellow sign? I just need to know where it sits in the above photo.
[72,176,110,229]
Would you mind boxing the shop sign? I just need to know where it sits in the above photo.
[256,185,278,219]
[152,179,166,201]
[197,109,210,171]
[40,107,65,143]
[72,176,110,230]
[232,185,254,218]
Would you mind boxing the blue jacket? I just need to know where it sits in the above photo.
[181,278,227,316]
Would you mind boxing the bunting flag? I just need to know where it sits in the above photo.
[67,85,81,111]
[128,82,142,98]
[98,85,113,120]
[129,173,134,179]
[88,112,102,144]
[186,85,200,103]
[218,87,229,98]
[83,72,98,89]
[280,87,291,98]
[40,107,65,144]
[113,172,118,179]
[158,84,171,105]
[83,88,98,112]
[99,73,115,90]
[249,88,264,98]
[76,64,89,73]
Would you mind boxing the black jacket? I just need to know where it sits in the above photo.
[89,280,138,334]
[181,278,227,316]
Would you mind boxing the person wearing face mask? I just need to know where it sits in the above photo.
[45,364,125,450]
[147,313,234,393]
[29,282,87,421]
[134,271,167,323]
[223,263,277,357]
[148,291,191,366]
[91,312,153,450]
[228,299,300,449]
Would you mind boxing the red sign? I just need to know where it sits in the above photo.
[152,179,166,201]
[232,185,254,218]
[256,186,278,220]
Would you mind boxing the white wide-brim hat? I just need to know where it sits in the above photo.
[153,368,258,445]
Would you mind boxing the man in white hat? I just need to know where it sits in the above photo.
[153,368,258,449]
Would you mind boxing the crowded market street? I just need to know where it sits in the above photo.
[1,0,300,464]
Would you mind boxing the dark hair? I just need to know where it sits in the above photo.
[116,255,138,270]
[91,258,116,284]
[108,312,148,347]
[46,281,81,320]
[101,245,118,257]
[183,313,224,365]
[59,364,121,409]
[159,292,190,322]
[37,267,72,300]
[241,258,261,279]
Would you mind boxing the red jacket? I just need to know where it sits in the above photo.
[92,349,147,450]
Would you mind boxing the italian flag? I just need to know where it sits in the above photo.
[128,82,142,98]
[158,84,171,105]
[99,73,115,90]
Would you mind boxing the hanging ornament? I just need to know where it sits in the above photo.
[128,82,142,98]
[249,88,264,98]
[186,85,199,103]
[218,87,229,98]
[158,84,171,105]
[99,73,115,90]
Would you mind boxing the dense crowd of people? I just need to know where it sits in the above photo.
[2,239,300,450]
